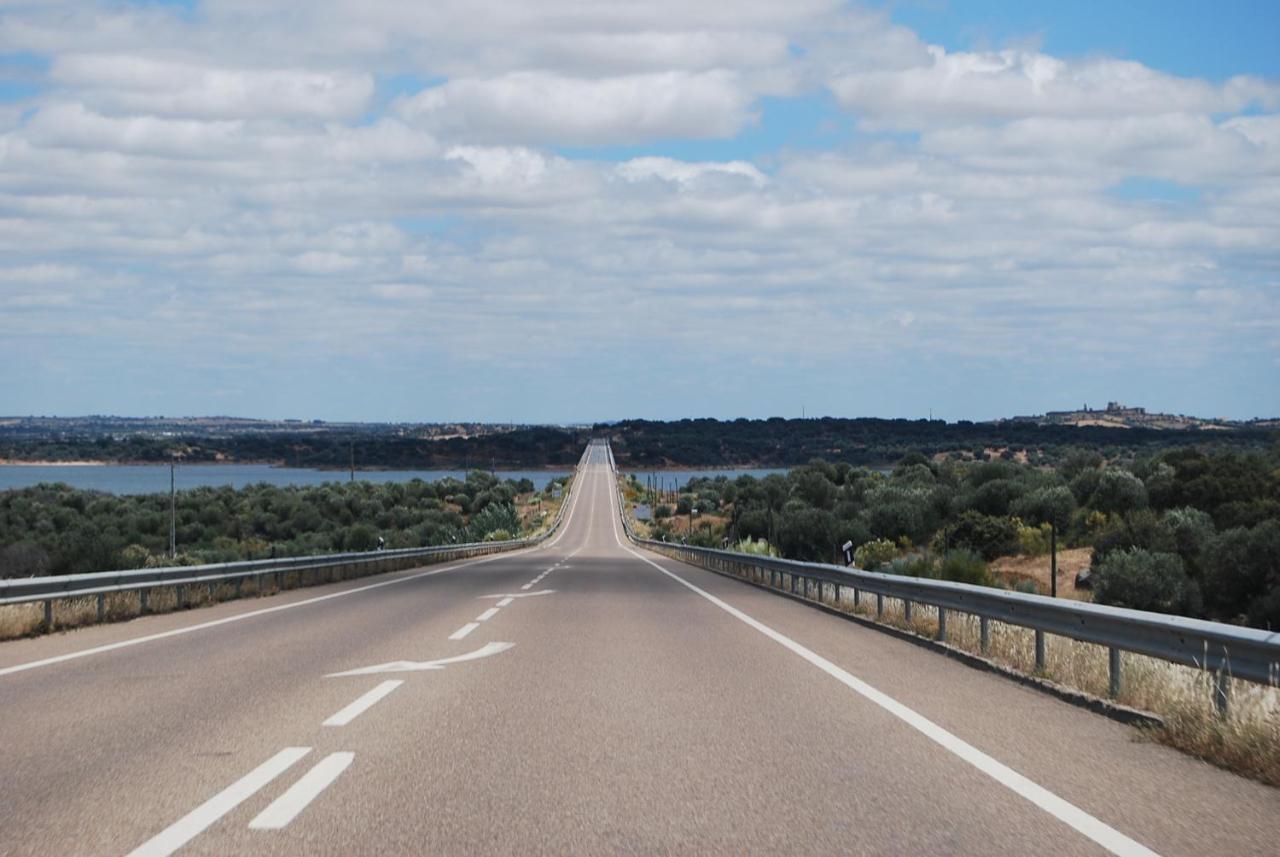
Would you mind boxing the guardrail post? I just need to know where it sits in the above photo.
[235,577,243,597]
[1108,648,1122,699]
[207,581,215,603]
[1214,671,1231,717]
[43,599,53,629]
[875,593,883,619]
[853,587,860,609]
[176,584,186,609]
[140,588,150,614]
[1034,630,1046,672]
[96,593,105,622]
[936,607,947,641]
[903,599,912,624]
[980,616,990,654]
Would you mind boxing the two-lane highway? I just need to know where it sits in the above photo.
[1,442,1276,855]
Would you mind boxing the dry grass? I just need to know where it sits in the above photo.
[990,548,1094,601]
[724,562,1280,787]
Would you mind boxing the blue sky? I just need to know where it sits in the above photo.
[0,1,1276,422]
[883,1,1280,80]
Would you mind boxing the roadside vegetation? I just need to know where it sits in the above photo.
[625,444,1280,785]
[630,443,1280,631]
[0,471,570,579]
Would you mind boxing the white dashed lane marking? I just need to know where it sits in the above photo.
[323,681,403,727]
[249,752,355,831]
[449,622,479,641]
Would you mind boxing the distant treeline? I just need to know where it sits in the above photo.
[0,426,584,468]
[0,471,567,578]
[4,418,1277,471]
[603,418,1276,467]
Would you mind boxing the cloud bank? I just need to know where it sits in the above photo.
[0,1,1275,420]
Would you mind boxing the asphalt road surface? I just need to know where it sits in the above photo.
[1,442,1276,856]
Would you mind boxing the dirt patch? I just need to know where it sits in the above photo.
[990,547,1093,600]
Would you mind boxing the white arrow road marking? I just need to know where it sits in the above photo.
[326,641,515,677]
[323,680,403,727]
[127,747,311,857]
[249,752,354,831]
[481,590,555,599]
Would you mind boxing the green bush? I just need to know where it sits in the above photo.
[948,511,1018,561]
[855,538,898,570]
[733,538,778,557]
[1093,548,1195,615]
[938,549,991,586]
[1203,520,1280,625]
[1015,521,1052,556]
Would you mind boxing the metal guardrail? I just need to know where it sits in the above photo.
[0,453,583,629]
[607,443,1280,712]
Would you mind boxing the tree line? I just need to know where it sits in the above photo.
[0,426,583,468]
[605,417,1274,467]
[0,471,568,579]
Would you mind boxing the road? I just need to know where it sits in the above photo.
[1,441,1276,856]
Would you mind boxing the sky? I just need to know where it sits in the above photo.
[0,1,1277,424]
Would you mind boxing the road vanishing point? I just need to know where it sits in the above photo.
[1,442,1276,855]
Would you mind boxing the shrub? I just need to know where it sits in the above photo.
[1090,509,1175,570]
[777,504,837,562]
[1016,521,1052,556]
[344,524,380,552]
[1162,506,1215,578]
[1093,549,1195,615]
[854,538,898,570]
[938,549,991,586]
[1203,520,1280,625]
[888,554,936,578]
[733,538,778,557]
[1090,469,1149,515]
[948,511,1019,561]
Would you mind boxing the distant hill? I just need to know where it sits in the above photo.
[1002,401,1279,431]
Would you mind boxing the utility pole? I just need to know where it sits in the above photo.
[1050,522,1058,598]
[169,459,177,560]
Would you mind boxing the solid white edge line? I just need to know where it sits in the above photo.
[449,622,479,641]
[475,607,500,622]
[248,752,355,831]
[322,680,404,727]
[0,547,531,678]
[605,461,1161,857]
[126,746,311,857]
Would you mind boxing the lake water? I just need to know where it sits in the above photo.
[627,469,788,491]
[0,464,570,496]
